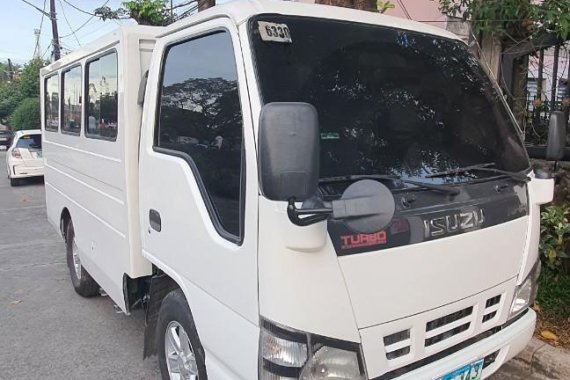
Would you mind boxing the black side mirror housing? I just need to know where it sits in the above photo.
[258,102,320,202]
[545,111,567,161]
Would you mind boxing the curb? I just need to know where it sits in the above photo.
[506,338,570,379]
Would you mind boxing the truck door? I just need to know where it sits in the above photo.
[139,19,259,379]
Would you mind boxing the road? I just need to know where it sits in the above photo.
[0,151,532,379]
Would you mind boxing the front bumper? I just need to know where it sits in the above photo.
[371,309,535,380]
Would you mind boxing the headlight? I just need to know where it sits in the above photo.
[509,260,541,319]
[300,346,363,380]
[260,320,365,380]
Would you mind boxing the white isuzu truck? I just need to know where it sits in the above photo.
[40,1,567,379]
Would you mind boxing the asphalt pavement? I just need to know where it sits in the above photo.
[0,152,159,380]
[0,151,536,379]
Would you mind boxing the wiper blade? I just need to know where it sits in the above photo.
[426,163,529,182]
[319,174,460,195]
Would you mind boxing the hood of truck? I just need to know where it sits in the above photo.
[258,178,529,341]
[337,216,528,328]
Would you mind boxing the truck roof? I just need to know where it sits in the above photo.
[40,25,159,75]
[160,0,461,40]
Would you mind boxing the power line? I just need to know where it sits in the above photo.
[18,0,52,17]
[59,0,110,39]
[396,0,412,20]
[61,0,95,16]
[58,0,81,46]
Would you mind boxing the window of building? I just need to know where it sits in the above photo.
[86,52,118,140]
[62,66,82,135]
[156,31,244,239]
[44,74,59,132]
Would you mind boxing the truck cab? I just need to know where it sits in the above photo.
[41,1,560,379]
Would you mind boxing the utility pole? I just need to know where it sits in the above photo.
[7,59,14,81]
[49,0,61,61]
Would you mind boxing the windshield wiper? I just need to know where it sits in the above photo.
[319,174,460,195]
[426,163,529,182]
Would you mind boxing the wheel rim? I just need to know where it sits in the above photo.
[165,321,199,380]
[71,237,82,280]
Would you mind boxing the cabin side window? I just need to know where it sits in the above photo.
[86,52,118,140]
[62,66,82,135]
[44,74,59,132]
[155,31,244,241]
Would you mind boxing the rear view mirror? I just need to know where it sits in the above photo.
[259,102,319,202]
[545,111,567,161]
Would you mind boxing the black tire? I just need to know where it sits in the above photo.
[9,178,19,186]
[65,221,100,297]
[157,289,207,380]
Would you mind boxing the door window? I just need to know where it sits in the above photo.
[156,31,244,240]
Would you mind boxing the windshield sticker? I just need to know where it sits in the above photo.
[258,21,292,43]
[320,132,340,140]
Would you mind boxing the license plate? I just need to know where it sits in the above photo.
[439,359,483,380]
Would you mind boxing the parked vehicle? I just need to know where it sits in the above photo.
[6,129,43,186]
[0,129,13,150]
[40,1,563,380]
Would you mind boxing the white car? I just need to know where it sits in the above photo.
[6,129,44,186]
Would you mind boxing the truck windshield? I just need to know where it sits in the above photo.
[249,16,529,185]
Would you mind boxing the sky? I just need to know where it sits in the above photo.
[0,0,203,64]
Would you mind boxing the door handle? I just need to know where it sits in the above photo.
[149,209,162,232]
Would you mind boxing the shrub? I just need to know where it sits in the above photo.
[9,97,40,131]
[540,205,570,272]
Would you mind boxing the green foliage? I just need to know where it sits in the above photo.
[439,0,570,41]
[18,58,43,98]
[537,269,570,321]
[0,58,44,126]
[95,0,173,26]
[9,97,40,131]
[376,1,395,13]
[0,84,22,121]
[540,205,570,272]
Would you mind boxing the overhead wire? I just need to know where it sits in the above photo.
[396,0,412,20]
[58,0,81,46]
[61,0,96,16]
[59,0,111,39]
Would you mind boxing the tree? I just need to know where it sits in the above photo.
[439,0,570,126]
[0,58,44,125]
[9,98,41,131]
[439,0,570,41]
[95,0,214,26]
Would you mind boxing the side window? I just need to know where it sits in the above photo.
[157,31,243,239]
[62,66,82,135]
[44,75,59,132]
[86,52,118,140]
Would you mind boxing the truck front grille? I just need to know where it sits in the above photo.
[424,306,473,347]
[383,329,411,360]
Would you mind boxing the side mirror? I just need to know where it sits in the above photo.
[259,102,319,202]
[545,111,567,161]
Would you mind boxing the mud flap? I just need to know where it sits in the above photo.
[143,273,179,358]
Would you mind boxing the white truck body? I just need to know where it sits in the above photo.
[41,1,554,379]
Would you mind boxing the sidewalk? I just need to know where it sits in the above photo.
[504,338,570,379]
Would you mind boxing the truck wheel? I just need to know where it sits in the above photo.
[10,178,19,186]
[157,289,207,380]
[66,221,100,297]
